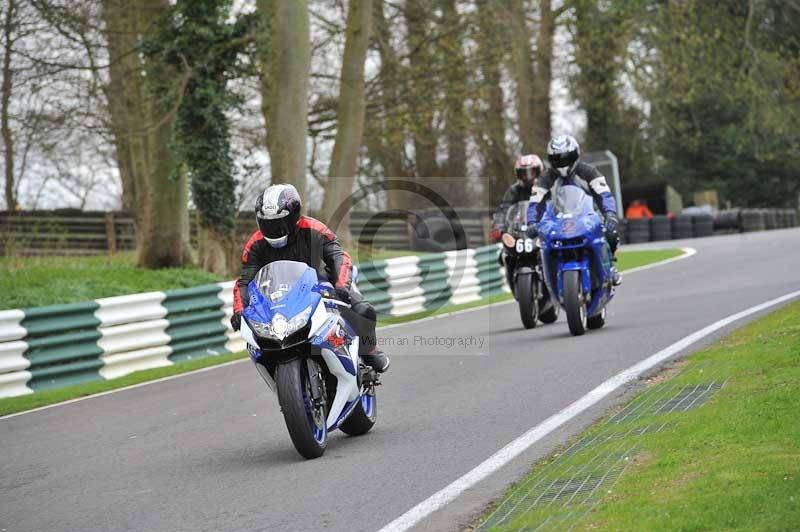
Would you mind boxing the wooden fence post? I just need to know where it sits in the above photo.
[105,212,117,254]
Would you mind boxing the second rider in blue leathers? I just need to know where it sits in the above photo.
[526,134,622,285]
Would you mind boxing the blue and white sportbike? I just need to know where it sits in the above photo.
[239,260,379,459]
[537,185,616,336]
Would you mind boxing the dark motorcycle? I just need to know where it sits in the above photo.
[500,201,559,329]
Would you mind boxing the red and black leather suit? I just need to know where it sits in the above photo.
[233,215,378,351]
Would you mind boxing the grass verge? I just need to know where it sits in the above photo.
[0,248,422,310]
[0,253,223,309]
[475,299,800,531]
[0,248,683,417]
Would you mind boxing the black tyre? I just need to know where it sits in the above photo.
[515,274,538,329]
[587,307,606,330]
[627,218,650,243]
[563,270,586,336]
[275,359,327,459]
[650,215,671,241]
[339,389,377,436]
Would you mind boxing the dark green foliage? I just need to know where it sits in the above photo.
[144,0,255,230]
[570,0,799,207]
[570,0,655,185]
[640,0,800,206]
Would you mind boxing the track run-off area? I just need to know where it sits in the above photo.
[2,228,799,532]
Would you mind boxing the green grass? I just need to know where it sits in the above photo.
[476,299,800,531]
[0,248,421,310]
[0,253,223,309]
[615,247,683,270]
[0,248,683,417]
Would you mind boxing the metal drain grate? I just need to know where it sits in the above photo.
[477,442,637,531]
[609,381,726,424]
[476,375,728,530]
[562,422,673,457]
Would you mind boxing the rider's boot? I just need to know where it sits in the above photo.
[361,347,390,373]
[611,256,622,286]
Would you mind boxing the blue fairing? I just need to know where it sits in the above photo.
[244,265,321,327]
[539,185,615,318]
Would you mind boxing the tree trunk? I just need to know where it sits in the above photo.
[321,0,372,248]
[102,0,190,267]
[1,0,16,210]
[573,0,619,150]
[405,0,439,180]
[198,226,237,278]
[507,0,537,153]
[440,0,467,206]
[531,0,555,152]
[372,0,411,210]
[258,0,310,198]
[476,0,513,205]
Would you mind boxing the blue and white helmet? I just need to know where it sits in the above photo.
[255,184,302,248]
[546,135,580,177]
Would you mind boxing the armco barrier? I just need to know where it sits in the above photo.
[0,245,508,398]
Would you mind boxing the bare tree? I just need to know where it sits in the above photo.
[1,0,17,210]
[475,0,513,204]
[102,0,190,267]
[320,0,372,247]
[259,0,311,197]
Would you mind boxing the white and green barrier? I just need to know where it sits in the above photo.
[0,245,507,398]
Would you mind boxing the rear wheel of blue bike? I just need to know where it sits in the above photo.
[276,358,327,459]
[564,270,587,336]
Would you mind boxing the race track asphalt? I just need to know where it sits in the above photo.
[2,228,799,532]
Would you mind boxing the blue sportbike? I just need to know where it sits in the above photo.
[537,185,616,336]
[239,260,379,459]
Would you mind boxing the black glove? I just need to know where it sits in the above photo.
[230,312,241,332]
[332,287,352,304]
[526,223,539,238]
[604,213,619,234]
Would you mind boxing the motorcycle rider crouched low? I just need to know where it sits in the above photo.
[527,135,622,286]
[230,184,390,373]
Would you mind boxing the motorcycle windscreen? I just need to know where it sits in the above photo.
[505,200,530,232]
[553,185,593,216]
[253,260,317,303]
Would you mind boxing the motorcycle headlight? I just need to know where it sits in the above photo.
[251,306,313,341]
[249,319,272,338]
[271,313,289,338]
[286,305,312,336]
[501,233,516,248]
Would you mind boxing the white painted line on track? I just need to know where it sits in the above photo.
[619,246,696,275]
[378,288,800,532]
[0,247,696,420]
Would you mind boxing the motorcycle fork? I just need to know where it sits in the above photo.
[306,358,326,409]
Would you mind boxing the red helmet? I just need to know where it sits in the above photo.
[514,154,543,185]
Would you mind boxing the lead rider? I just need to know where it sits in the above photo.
[527,135,622,286]
[230,184,390,373]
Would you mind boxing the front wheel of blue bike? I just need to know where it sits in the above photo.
[564,270,586,336]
